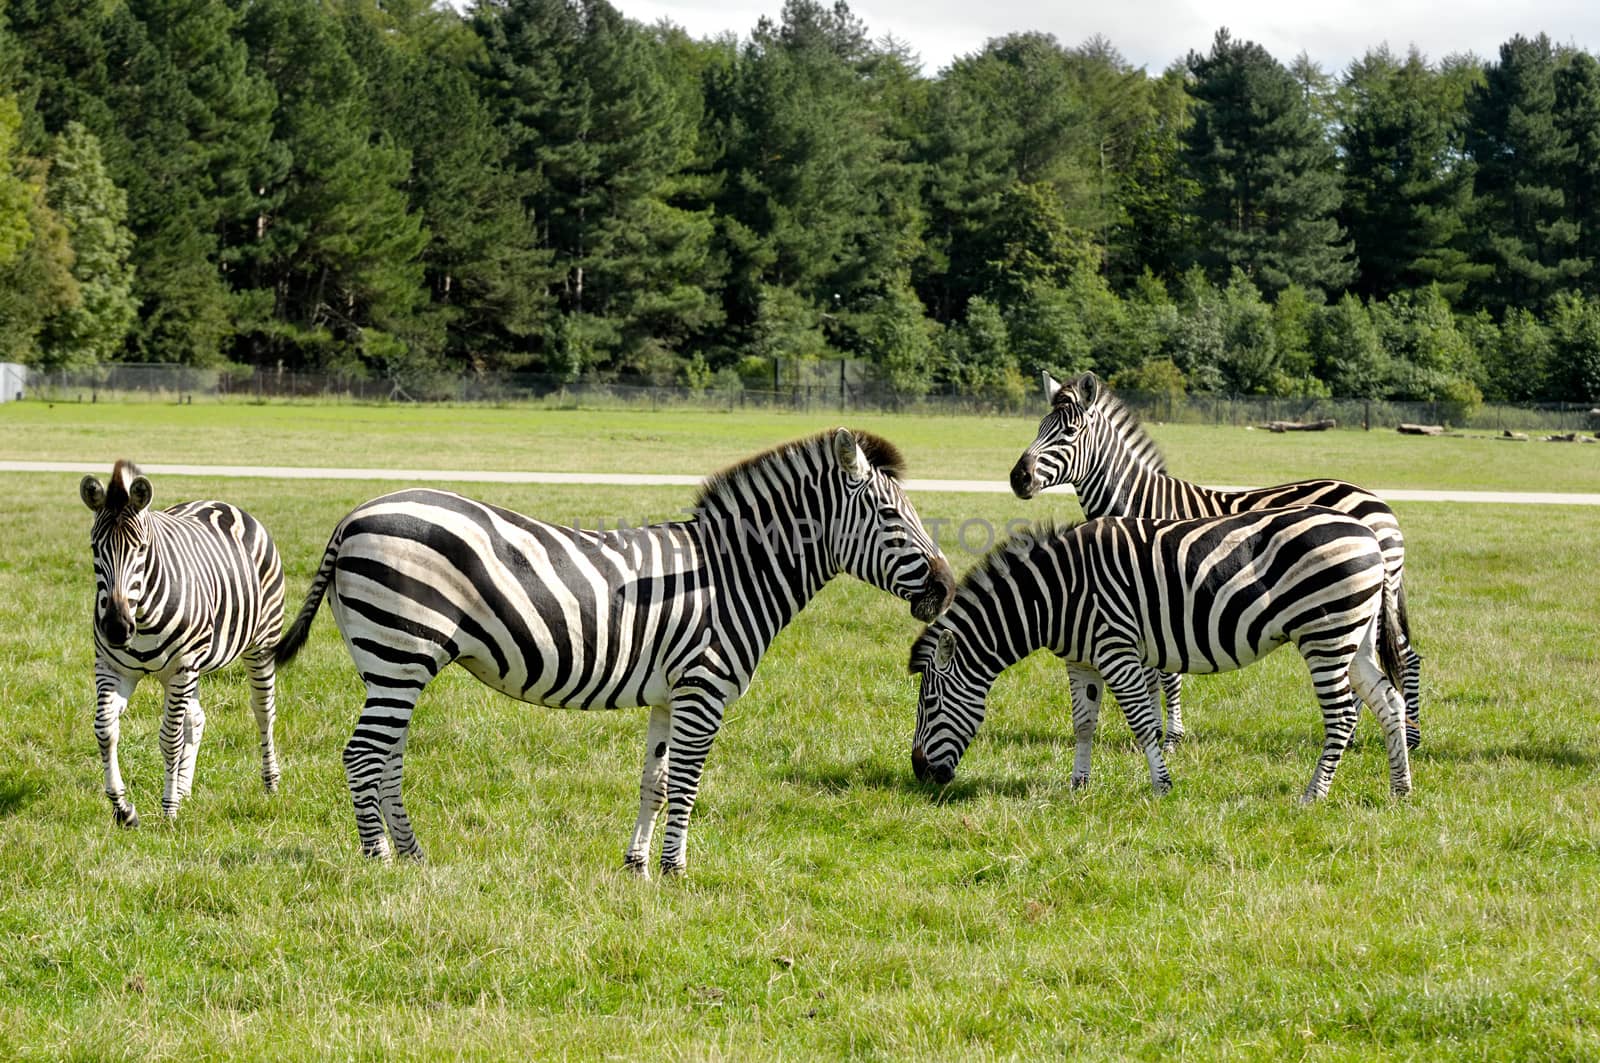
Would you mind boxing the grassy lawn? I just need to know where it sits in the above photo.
[1,441,1598,1057]
[4,399,1600,493]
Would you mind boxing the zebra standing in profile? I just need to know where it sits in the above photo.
[909,509,1413,802]
[273,429,954,876]
[80,461,286,826]
[1010,371,1421,749]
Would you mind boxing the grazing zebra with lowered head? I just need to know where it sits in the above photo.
[274,429,954,876]
[1010,371,1421,749]
[80,461,286,826]
[910,508,1413,802]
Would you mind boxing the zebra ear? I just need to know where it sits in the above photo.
[1042,371,1063,405]
[80,476,106,512]
[128,475,154,512]
[1076,372,1101,407]
[934,629,956,669]
[833,427,870,481]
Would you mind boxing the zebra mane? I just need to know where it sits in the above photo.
[693,429,904,509]
[1058,374,1168,476]
[909,518,1079,673]
[103,459,145,514]
[1092,386,1168,476]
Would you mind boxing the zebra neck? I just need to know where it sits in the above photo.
[948,555,1066,681]
[1076,434,1169,519]
[695,494,834,664]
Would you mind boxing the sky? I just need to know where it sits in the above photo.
[612,0,1600,74]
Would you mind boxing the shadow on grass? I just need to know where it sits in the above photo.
[778,759,1043,802]
[0,774,39,817]
[1417,739,1599,771]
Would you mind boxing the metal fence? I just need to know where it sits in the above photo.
[19,362,1600,432]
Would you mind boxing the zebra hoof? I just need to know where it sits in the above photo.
[262,774,281,795]
[1164,730,1187,746]
[1069,774,1089,790]
[659,860,687,878]
[359,840,394,862]
[160,803,180,822]
[622,854,650,878]
[113,805,140,829]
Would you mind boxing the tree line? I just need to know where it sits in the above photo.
[3,0,1600,404]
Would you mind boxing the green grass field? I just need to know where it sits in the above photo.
[4,399,1600,493]
[1,405,1598,1058]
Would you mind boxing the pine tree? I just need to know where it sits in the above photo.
[235,0,429,373]
[41,121,137,367]
[1182,28,1354,295]
[474,0,720,373]
[340,7,552,371]
[1339,48,1481,301]
[1465,34,1586,312]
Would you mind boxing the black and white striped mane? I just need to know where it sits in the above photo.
[1057,379,1168,476]
[693,429,905,509]
[908,518,1078,673]
[100,459,147,518]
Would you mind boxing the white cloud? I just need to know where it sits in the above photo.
[615,0,1600,73]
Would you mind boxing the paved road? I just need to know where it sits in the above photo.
[5,459,1599,506]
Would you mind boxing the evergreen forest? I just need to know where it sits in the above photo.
[4,0,1600,404]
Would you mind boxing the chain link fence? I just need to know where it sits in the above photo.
[16,362,1600,433]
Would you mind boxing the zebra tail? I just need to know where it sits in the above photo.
[1393,571,1417,659]
[1376,576,1407,691]
[273,528,343,668]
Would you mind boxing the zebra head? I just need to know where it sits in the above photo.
[1010,371,1105,499]
[909,627,986,784]
[827,428,954,622]
[80,461,155,649]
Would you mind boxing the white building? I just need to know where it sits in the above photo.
[0,363,25,403]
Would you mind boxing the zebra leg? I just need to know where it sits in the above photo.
[245,647,281,794]
[657,692,726,877]
[1101,655,1172,795]
[94,666,141,827]
[623,704,672,877]
[345,680,429,861]
[1299,651,1362,803]
[1161,672,1186,747]
[1065,664,1102,789]
[1350,646,1413,797]
[159,667,200,819]
[378,728,424,862]
[176,695,205,800]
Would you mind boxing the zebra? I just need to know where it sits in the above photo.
[273,428,955,876]
[1009,371,1422,750]
[909,509,1413,803]
[80,460,286,826]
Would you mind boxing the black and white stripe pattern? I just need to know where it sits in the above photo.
[909,509,1413,802]
[275,429,954,876]
[1010,371,1422,749]
[80,461,286,825]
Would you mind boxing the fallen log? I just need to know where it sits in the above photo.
[1397,423,1446,436]
[1263,418,1337,432]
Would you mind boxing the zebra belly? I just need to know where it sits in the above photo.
[1140,631,1290,676]
[454,652,671,710]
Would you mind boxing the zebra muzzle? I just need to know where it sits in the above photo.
[1009,456,1039,499]
[911,557,956,622]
